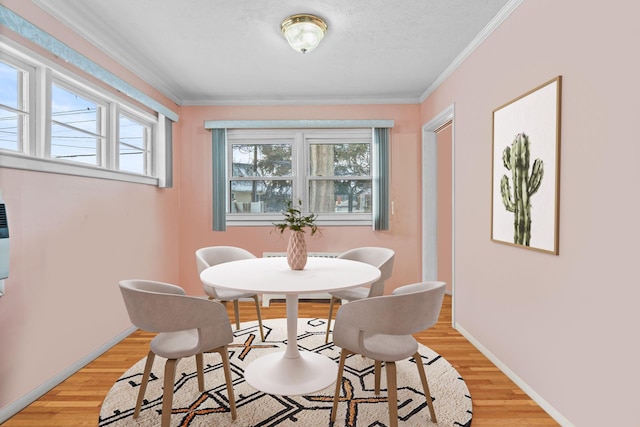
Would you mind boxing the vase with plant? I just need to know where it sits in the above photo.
[273,200,319,270]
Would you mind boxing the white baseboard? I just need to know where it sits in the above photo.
[0,325,137,424]
[454,322,574,427]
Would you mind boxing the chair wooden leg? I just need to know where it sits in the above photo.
[414,351,437,422]
[232,300,241,330]
[385,361,398,427]
[134,351,155,418]
[161,358,178,427]
[195,353,204,391]
[374,360,382,395]
[331,350,350,423]
[325,297,337,343]
[252,295,265,341]
[216,346,237,420]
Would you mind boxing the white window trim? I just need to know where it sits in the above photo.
[0,53,35,156]
[48,76,108,165]
[116,106,155,176]
[0,150,157,185]
[0,39,165,186]
[0,37,163,186]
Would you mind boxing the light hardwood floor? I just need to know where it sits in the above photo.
[3,295,559,426]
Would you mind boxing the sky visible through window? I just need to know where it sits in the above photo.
[51,83,100,165]
[118,114,146,174]
[0,61,21,151]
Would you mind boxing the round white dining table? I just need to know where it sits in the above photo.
[200,256,381,396]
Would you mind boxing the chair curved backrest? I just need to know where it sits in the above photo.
[196,246,256,274]
[331,281,446,427]
[196,246,256,300]
[337,247,395,297]
[334,281,446,342]
[195,246,265,340]
[119,279,233,352]
[118,279,237,425]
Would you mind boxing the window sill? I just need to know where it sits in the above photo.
[0,151,158,186]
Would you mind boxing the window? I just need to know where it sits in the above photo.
[307,134,372,214]
[50,81,105,165]
[0,57,33,154]
[0,41,170,186]
[229,131,294,214]
[226,128,374,225]
[118,112,152,175]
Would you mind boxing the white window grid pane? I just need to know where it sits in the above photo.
[230,179,292,213]
[50,123,99,165]
[231,142,293,178]
[308,144,372,178]
[0,109,21,151]
[227,131,296,214]
[50,80,106,165]
[0,58,31,153]
[309,179,372,213]
[305,132,372,216]
[51,83,102,135]
[0,60,20,110]
[118,113,150,175]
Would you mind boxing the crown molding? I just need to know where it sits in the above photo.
[31,0,183,105]
[204,119,394,129]
[418,0,524,103]
[1,4,179,120]
[183,96,420,107]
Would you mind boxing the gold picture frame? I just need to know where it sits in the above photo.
[491,76,562,254]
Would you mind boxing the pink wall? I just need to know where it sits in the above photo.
[0,169,181,409]
[177,104,423,296]
[421,1,640,425]
[0,2,181,412]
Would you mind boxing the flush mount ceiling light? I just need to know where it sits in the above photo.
[281,14,327,54]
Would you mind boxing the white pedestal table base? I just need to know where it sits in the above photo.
[243,350,338,396]
[243,293,338,395]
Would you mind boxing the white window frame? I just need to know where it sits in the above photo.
[0,53,35,156]
[226,128,373,227]
[116,106,155,176]
[0,37,164,186]
[227,129,296,222]
[48,76,108,166]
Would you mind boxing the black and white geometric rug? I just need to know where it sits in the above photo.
[99,318,472,426]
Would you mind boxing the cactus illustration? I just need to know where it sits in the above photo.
[500,133,544,246]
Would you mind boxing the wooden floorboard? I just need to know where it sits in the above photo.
[2,296,559,426]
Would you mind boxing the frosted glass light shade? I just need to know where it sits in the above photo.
[281,14,327,54]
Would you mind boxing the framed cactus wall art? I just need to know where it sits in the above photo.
[491,76,562,254]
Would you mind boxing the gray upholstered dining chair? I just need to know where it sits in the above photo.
[325,247,395,343]
[196,246,265,341]
[330,281,446,427]
[118,279,237,427]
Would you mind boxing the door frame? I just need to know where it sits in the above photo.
[422,104,455,326]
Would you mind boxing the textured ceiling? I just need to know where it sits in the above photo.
[33,0,514,105]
